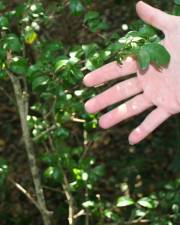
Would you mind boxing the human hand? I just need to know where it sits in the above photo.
[83,1,180,145]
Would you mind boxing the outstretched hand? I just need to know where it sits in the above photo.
[83,1,180,145]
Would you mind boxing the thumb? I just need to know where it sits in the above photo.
[136,1,171,32]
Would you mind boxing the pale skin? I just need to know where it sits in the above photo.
[83,1,180,145]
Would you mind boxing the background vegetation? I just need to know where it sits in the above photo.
[0,0,180,225]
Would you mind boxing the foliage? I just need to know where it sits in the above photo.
[0,0,179,225]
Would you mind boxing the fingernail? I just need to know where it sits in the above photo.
[129,140,134,146]
[84,101,94,113]
[83,75,91,87]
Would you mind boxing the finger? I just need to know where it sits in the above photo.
[83,57,137,87]
[85,77,142,113]
[129,107,171,145]
[136,1,172,32]
[99,94,153,129]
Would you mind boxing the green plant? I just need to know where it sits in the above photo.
[0,1,179,225]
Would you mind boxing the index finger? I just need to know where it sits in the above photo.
[83,57,137,87]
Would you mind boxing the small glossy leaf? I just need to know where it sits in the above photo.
[55,58,69,72]
[137,197,154,209]
[137,47,150,70]
[32,76,49,90]
[84,11,99,23]
[30,3,44,14]
[144,43,170,67]
[70,0,84,15]
[92,165,105,177]
[4,34,22,53]
[173,5,180,15]
[117,196,135,207]
[43,166,62,183]
[174,0,180,5]
[10,57,28,75]
[41,153,58,165]
[85,53,104,71]
[82,200,94,208]
[138,24,157,38]
[55,128,69,138]
[25,30,38,45]
[44,41,63,53]
[0,16,9,30]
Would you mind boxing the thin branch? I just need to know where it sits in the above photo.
[21,76,29,117]
[71,117,86,123]
[8,177,41,211]
[73,209,85,219]
[62,170,76,225]
[79,130,92,162]
[33,125,57,142]
[7,70,52,225]
[43,185,63,194]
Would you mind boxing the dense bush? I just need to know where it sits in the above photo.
[0,0,180,225]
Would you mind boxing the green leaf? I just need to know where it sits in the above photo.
[43,166,62,183]
[55,58,69,72]
[30,3,44,15]
[107,42,124,53]
[0,2,6,11]
[117,196,135,207]
[173,5,180,15]
[32,76,49,90]
[92,165,105,177]
[41,153,57,165]
[4,34,22,53]
[0,70,6,79]
[24,30,38,45]
[137,47,150,70]
[70,0,84,15]
[82,43,100,57]
[0,48,6,60]
[70,65,83,79]
[138,24,157,38]
[144,43,170,67]
[55,128,70,138]
[44,41,63,53]
[82,200,95,208]
[0,16,9,30]
[137,197,154,209]
[85,52,104,71]
[10,57,28,75]
[84,11,99,23]
[174,0,180,5]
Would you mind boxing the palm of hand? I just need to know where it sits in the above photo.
[83,1,180,144]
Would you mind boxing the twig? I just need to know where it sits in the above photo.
[73,209,86,219]
[7,70,52,225]
[8,177,41,211]
[62,171,76,225]
[43,185,63,194]
[71,117,86,123]
[79,130,92,162]
[33,125,57,142]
